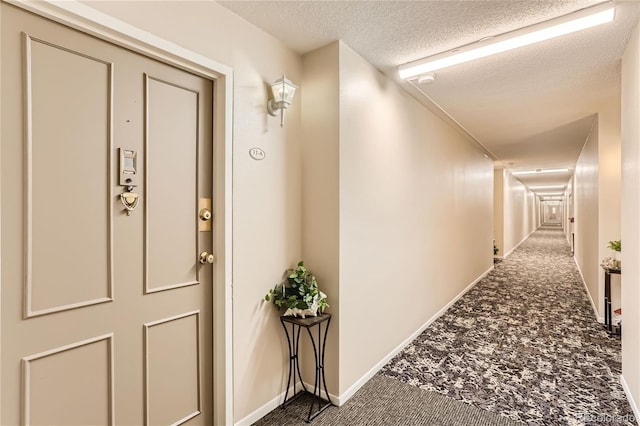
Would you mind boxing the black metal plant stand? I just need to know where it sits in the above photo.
[280,313,333,422]
[602,266,621,336]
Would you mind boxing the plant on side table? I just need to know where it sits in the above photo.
[265,261,329,318]
[607,240,621,253]
[601,240,621,269]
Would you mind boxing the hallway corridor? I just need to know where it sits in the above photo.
[256,227,635,425]
[382,227,634,425]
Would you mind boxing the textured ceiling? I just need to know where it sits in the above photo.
[218,0,640,189]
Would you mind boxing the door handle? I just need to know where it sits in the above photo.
[199,252,215,264]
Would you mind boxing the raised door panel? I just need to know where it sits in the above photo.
[144,312,201,425]
[145,76,199,294]
[22,335,114,426]
[26,36,113,317]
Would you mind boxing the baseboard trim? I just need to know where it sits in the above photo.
[573,258,603,323]
[238,264,494,424]
[302,381,339,404]
[334,264,494,406]
[621,374,640,421]
[234,383,303,426]
[503,227,537,259]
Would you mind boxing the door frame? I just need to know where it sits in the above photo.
[0,1,234,424]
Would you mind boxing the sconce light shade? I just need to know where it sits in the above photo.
[268,74,298,127]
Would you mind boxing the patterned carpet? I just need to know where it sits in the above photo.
[381,227,636,425]
[254,375,524,426]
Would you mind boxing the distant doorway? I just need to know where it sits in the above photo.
[542,200,563,226]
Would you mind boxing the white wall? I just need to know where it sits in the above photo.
[300,42,341,394]
[337,43,493,395]
[621,21,640,418]
[573,101,622,322]
[300,41,494,398]
[574,118,600,316]
[598,98,622,322]
[502,171,537,257]
[81,2,304,422]
[493,169,505,257]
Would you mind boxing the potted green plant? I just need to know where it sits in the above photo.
[265,261,328,318]
[607,240,621,268]
[607,240,621,253]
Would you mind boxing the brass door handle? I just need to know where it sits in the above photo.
[199,252,215,264]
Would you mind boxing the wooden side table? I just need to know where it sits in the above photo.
[602,266,621,335]
[280,313,333,422]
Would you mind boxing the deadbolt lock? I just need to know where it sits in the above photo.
[199,208,212,221]
[199,252,215,264]
[199,198,212,232]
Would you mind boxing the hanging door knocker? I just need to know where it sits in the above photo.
[120,186,139,216]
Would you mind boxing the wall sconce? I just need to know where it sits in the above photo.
[267,74,298,127]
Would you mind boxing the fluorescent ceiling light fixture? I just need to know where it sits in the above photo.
[512,168,569,176]
[529,185,565,189]
[536,192,563,195]
[399,3,615,79]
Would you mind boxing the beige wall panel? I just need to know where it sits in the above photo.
[300,42,341,396]
[621,21,640,416]
[27,37,113,316]
[144,312,201,425]
[502,172,537,256]
[493,169,504,256]
[597,99,622,321]
[22,334,114,426]
[336,42,494,394]
[574,119,600,316]
[146,77,199,293]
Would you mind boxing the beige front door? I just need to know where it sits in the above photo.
[1,4,214,425]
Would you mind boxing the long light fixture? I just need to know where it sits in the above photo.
[399,3,615,79]
[536,192,563,196]
[512,168,569,176]
[529,185,565,189]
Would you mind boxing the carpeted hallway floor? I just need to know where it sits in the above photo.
[382,227,635,425]
[254,375,523,426]
[255,227,636,425]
